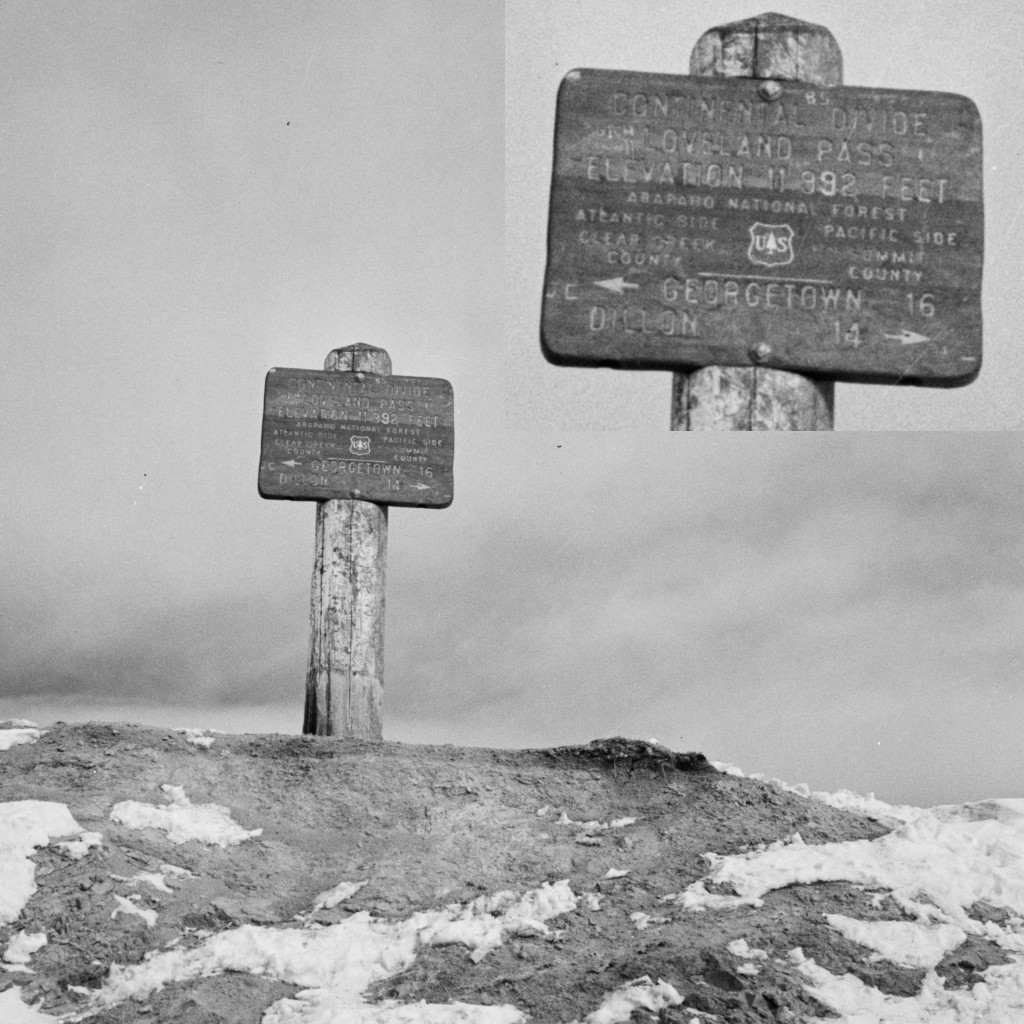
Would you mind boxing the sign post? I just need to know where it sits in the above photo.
[258,343,454,739]
[541,12,984,429]
[676,14,838,429]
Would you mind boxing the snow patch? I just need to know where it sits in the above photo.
[825,914,966,969]
[134,872,175,894]
[267,998,525,1022]
[727,938,768,960]
[111,894,158,928]
[90,880,577,1021]
[176,727,222,750]
[629,912,668,931]
[675,805,1024,933]
[112,864,194,893]
[0,727,45,752]
[556,812,638,833]
[710,760,922,825]
[792,946,1024,1023]
[810,788,923,826]
[0,801,92,924]
[0,986,62,1022]
[673,776,1024,1020]
[110,785,262,847]
[570,975,683,1023]
[712,761,921,823]
[3,931,47,966]
[662,879,755,913]
[56,831,102,860]
[312,879,368,913]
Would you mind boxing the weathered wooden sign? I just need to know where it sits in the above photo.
[259,369,453,507]
[543,69,983,386]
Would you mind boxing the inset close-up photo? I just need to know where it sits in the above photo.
[507,1,1020,431]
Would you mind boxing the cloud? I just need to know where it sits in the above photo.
[385,435,1024,736]
[0,588,306,707]
[4,433,1022,797]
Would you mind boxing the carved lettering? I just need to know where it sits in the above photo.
[663,277,863,313]
[588,305,699,337]
[831,107,929,138]
[881,176,949,203]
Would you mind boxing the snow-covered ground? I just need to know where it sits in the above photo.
[702,762,1024,1022]
[110,784,263,848]
[1,724,1022,1023]
[0,721,47,752]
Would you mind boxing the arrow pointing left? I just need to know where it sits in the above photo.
[281,459,302,468]
[594,277,640,295]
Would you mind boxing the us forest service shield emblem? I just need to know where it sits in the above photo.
[349,435,371,456]
[748,222,796,268]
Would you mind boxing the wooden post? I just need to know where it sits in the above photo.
[304,343,391,739]
[671,13,839,431]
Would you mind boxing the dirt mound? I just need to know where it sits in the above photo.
[0,723,1009,1022]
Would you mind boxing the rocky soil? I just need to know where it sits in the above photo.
[0,723,1011,1023]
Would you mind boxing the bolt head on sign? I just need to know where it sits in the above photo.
[542,69,984,386]
[259,369,454,508]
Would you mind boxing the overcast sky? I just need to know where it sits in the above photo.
[2,2,1022,809]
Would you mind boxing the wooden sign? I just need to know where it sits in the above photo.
[259,369,453,507]
[543,69,983,386]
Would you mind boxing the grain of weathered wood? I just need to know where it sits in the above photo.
[305,344,391,740]
[673,366,834,430]
[690,12,842,86]
[675,12,838,431]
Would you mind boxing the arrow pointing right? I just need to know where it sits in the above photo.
[884,329,930,345]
